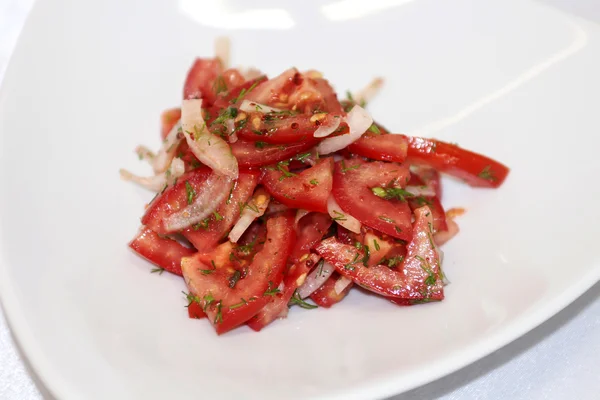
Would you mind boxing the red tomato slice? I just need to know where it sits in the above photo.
[236,112,340,144]
[187,302,207,319]
[406,136,509,188]
[407,173,448,233]
[183,58,224,103]
[129,227,195,276]
[289,212,332,263]
[160,108,181,140]
[181,211,296,334]
[332,158,413,241]
[315,206,444,302]
[182,170,260,252]
[347,133,408,163]
[247,253,319,331]
[141,168,233,234]
[213,76,268,109]
[230,139,317,168]
[262,158,333,213]
[245,68,301,106]
[310,272,352,308]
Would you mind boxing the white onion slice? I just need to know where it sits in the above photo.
[215,36,230,68]
[316,105,373,154]
[152,120,182,174]
[327,196,361,234]
[334,276,352,295]
[297,260,334,299]
[313,117,341,138]
[120,158,185,192]
[241,67,263,81]
[405,185,436,197]
[135,145,155,164]
[239,99,282,114]
[228,188,270,243]
[164,174,233,231]
[353,77,384,105]
[181,99,238,179]
[294,209,310,227]
[435,217,460,246]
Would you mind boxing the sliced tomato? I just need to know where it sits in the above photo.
[129,227,195,276]
[213,76,268,109]
[262,158,333,213]
[244,68,301,106]
[188,302,207,319]
[182,170,260,252]
[315,206,444,302]
[406,136,509,188]
[141,168,233,234]
[310,272,352,308]
[247,253,319,331]
[407,173,447,233]
[237,112,341,144]
[160,107,181,140]
[289,212,332,263]
[181,211,296,334]
[183,58,224,103]
[230,139,317,168]
[332,158,413,241]
[347,133,408,163]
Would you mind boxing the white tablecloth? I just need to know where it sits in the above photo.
[0,0,599,398]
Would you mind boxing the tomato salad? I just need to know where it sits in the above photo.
[121,39,509,335]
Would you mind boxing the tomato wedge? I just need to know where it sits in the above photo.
[181,211,296,334]
[406,136,509,188]
[289,212,332,263]
[129,227,195,276]
[230,139,317,168]
[347,133,408,163]
[407,173,448,233]
[183,58,224,103]
[262,158,333,213]
[247,253,319,331]
[332,158,413,241]
[182,170,260,251]
[315,206,444,302]
[187,302,207,319]
[237,112,341,144]
[309,272,352,308]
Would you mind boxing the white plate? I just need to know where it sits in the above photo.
[1,0,600,399]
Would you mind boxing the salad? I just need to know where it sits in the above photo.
[121,39,509,335]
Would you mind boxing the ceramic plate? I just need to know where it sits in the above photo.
[1,0,600,399]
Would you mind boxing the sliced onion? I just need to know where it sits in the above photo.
[239,99,282,114]
[120,158,185,192]
[215,36,230,69]
[294,209,310,227]
[152,120,182,174]
[135,145,155,164]
[164,173,233,231]
[313,116,341,138]
[316,105,373,154]
[297,260,334,299]
[435,217,459,246]
[181,99,238,178]
[327,196,361,234]
[241,67,263,81]
[353,77,384,105]
[334,276,352,295]
[228,188,270,243]
[405,185,436,197]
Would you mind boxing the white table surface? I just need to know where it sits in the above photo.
[0,0,599,399]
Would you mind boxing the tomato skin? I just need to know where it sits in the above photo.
[247,253,319,331]
[314,206,444,301]
[129,227,195,276]
[406,136,509,188]
[237,113,340,144]
[347,133,408,163]
[262,158,333,213]
[182,170,260,251]
[181,211,296,334]
[213,76,268,109]
[332,158,413,241]
[289,212,332,263]
[183,58,224,103]
[310,272,352,308]
[407,173,447,233]
[160,108,181,140]
[230,139,317,168]
[187,302,207,319]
